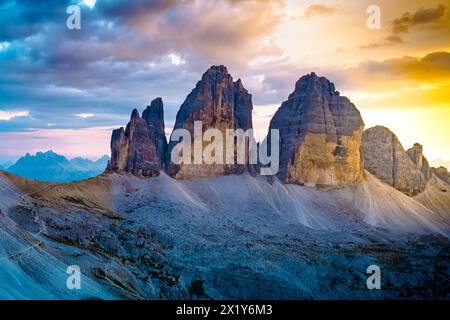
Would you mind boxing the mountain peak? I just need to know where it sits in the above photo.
[269,72,364,186]
[130,108,140,120]
[108,99,167,176]
[200,65,231,83]
[206,64,228,74]
[97,155,110,162]
[166,65,254,178]
[289,72,337,99]
[142,97,164,129]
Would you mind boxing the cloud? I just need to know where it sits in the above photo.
[0,0,286,136]
[392,4,448,34]
[81,0,96,10]
[129,0,285,67]
[75,113,95,119]
[303,4,338,19]
[359,36,403,49]
[0,1,448,159]
[0,110,29,121]
[246,51,450,109]
[97,0,184,21]
[349,51,450,83]
[0,42,10,51]
[319,51,450,113]
[167,53,186,66]
[0,0,74,41]
[361,4,449,49]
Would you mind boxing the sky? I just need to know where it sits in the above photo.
[0,0,449,164]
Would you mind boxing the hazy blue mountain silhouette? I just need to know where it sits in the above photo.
[6,151,109,182]
[0,160,14,169]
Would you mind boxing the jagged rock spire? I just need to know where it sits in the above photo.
[107,98,167,176]
[166,65,255,178]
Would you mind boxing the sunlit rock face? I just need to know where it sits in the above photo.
[407,143,432,181]
[107,98,167,176]
[433,166,450,184]
[166,65,255,179]
[362,126,431,196]
[268,73,364,187]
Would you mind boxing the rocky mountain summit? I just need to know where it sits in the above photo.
[1,66,449,300]
[166,65,255,178]
[107,98,167,176]
[106,67,446,199]
[362,126,432,196]
[267,72,364,186]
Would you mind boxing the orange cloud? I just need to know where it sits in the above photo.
[303,3,338,19]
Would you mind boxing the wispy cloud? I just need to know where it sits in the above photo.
[81,0,96,10]
[167,53,186,66]
[0,110,29,121]
[303,4,338,19]
[75,113,95,119]
[0,42,10,51]
[392,4,448,34]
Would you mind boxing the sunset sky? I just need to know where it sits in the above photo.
[0,0,449,164]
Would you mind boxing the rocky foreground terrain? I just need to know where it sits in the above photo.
[0,66,449,299]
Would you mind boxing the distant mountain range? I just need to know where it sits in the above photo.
[3,151,109,182]
[0,160,14,170]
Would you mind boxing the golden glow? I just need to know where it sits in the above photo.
[360,107,450,161]
[259,0,450,161]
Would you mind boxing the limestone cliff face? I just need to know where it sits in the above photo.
[268,73,364,186]
[142,97,167,166]
[107,98,167,176]
[407,143,432,181]
[166,65,255,178]
[362,126,431,196]
[432,166,449,185]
